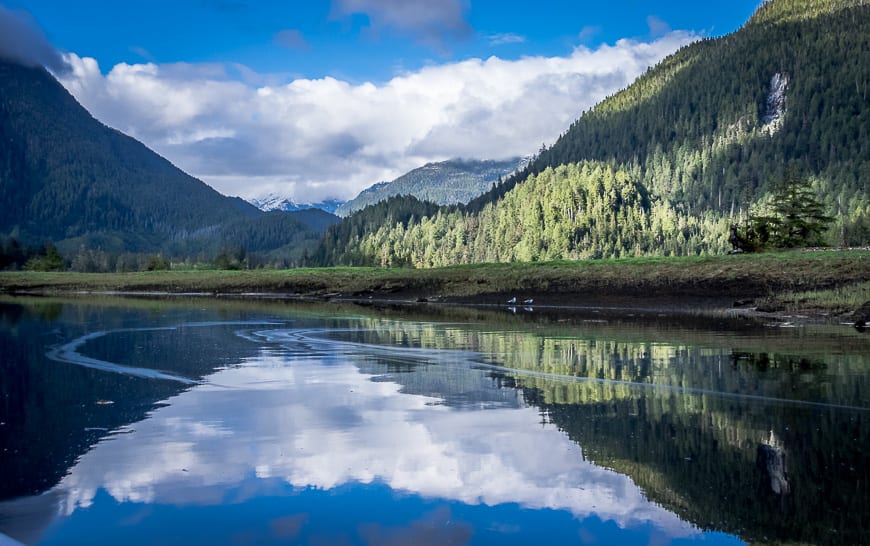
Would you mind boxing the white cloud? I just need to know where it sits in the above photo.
[57,31,696,202]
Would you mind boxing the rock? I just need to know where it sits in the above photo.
[852,301,870,331]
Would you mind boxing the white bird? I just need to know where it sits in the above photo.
[507,297,517,304]
[523,298,534,304]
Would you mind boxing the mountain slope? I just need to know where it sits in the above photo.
[0,60,262,251]
[335,157,527,217]
[319,0,870,266]
[483,0,869,237]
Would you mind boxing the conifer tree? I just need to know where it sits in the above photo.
[768,167,833,247]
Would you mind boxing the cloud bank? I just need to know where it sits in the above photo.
[58,31,695,201]
[0,6,69,73]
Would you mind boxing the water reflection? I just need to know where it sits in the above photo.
[1,298,868,545]
[46,326,695,535]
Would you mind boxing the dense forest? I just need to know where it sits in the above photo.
[0,60,338,270]
[317,162,730,267]
[318,0,870,267]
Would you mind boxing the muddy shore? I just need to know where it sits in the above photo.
[2,251,868,327]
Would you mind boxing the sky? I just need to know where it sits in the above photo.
[0,0,763,203]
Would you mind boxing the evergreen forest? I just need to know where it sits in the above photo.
[316,0,870,267]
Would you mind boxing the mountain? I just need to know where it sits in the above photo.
[0,60,261,249]
[0,60,334,266]
[334,157,528,217]
[248,193,345,215]
[318,0,870,267]
[501,0,869,223]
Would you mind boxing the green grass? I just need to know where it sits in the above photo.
[765,281,870,314]
[1,251,868,315]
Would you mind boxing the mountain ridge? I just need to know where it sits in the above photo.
[247,194,344,215]
[335,157,528,217]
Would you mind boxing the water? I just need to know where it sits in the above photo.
[1,297,868,545]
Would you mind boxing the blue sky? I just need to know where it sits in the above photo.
[1,0,762,202]
[5,0,760,80]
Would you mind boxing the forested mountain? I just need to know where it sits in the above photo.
[318,0,870,266]
[334,157,527,217]
[0,60,334,268]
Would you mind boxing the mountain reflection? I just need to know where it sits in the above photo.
[49,326,696,538]
[2,301,868,545]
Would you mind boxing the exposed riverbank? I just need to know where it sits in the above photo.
[1,250,868,325]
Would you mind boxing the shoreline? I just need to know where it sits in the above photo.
[1,285,861,329]
[2,251,868,328]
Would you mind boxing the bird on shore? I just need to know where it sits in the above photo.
[507,297,517,304]
[523,298,534,304]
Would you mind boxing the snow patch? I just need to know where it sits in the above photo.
[248,193,344,214]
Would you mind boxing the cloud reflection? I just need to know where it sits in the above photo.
[51,325,699,538]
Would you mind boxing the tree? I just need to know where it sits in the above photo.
[24,243,65,271]
[214,247,245,270]
[733,167,833,252]
[767,167,833,247]
[146,255,171,271]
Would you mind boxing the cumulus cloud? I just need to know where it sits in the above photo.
[58,31,696,202]
[331,0,472,48]
[0,6,70,73]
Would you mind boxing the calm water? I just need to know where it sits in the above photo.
[1,297,869,545]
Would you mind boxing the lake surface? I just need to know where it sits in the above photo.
[1,297,868,545]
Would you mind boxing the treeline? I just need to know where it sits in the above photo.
[316,162,732,267]
[1,208,337,272]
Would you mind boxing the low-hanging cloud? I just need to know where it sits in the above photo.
[59,31,696,202]
[0,6,70,73]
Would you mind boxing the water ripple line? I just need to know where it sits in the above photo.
[46,321,284,385]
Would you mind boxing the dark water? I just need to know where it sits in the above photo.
[1,297,868,546]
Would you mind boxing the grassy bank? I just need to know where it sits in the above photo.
[1,250,867,317]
